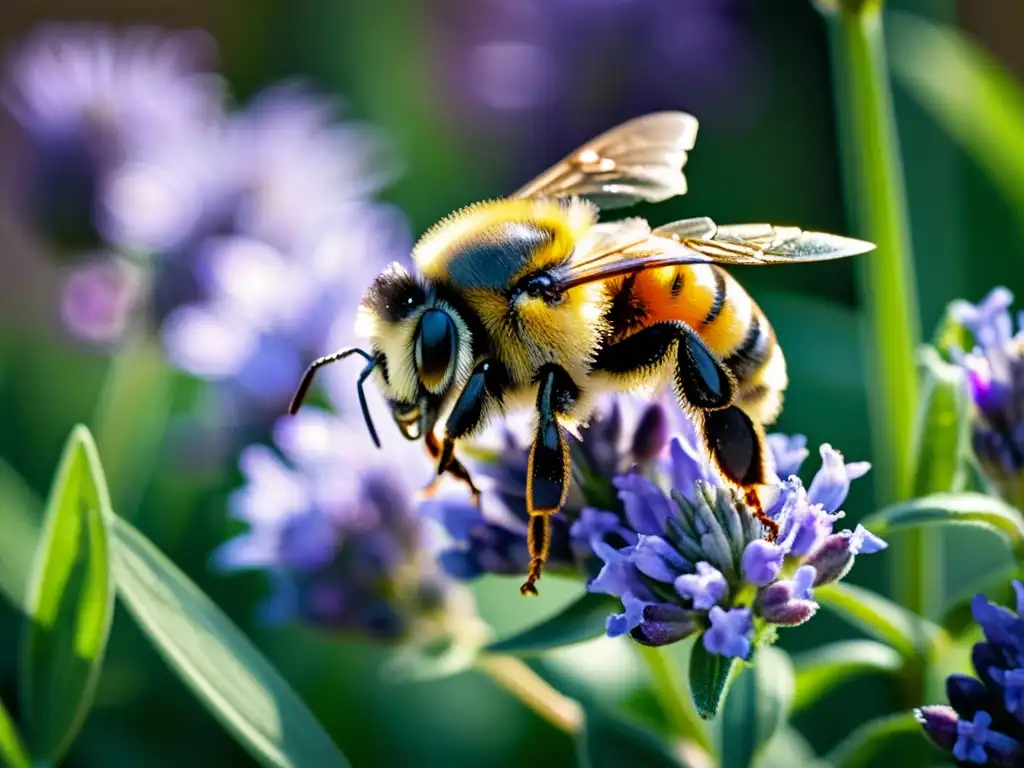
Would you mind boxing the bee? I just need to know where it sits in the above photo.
[288,112,874,596]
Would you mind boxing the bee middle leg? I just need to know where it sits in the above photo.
[522,364,578,597]
[592,321,778,539]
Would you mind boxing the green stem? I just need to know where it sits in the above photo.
[90,331,175,521]
[476,656,584,735]
[819,4,931,616]
[635,645,713,755]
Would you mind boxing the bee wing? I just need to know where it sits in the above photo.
[510,112,699,209]
[553,221,875,290]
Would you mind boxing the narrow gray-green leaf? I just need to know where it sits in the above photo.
[688,641,741,720]
[941,566,1021,637]
[0,696,30,768]
[816,582,943,659]
[791,641,902,712]
[721,647,795,768]
[827,712,924,768]
[0,458,43,611]
[110,515,347,768]
[910,346,971,496]
[575,704,688,768]
[485,592,622,655]
[20,425,114,765]
[863,493,1024,548]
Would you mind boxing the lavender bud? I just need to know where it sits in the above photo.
[629,603,700,647]
[947,673,989,716]
[915,705,959,751]
[755,582,818,626]
[804,532,854,585]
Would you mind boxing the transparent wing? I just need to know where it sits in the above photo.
[510,112,699,209]
[553,220,874,290]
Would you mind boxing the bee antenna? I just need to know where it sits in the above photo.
[288,347,375,415]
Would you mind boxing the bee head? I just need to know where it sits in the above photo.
[355,263,469,442]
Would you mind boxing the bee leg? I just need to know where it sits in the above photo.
[698,406,779,540]
[591,321,735,409]
[431,359,509,502]
[522,365,577,596]
[425,431,481,505]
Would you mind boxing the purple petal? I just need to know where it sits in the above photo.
[605,593,650,638]
[632,534,690,583]
[614,473,675,535]
[849,524,887,555]
[766,433,808,478]
[702,606,753,659]
[740,539,785,587]
[675,562,727,610]
[807,444,867,512]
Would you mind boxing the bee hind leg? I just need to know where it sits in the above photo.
[522,365,577,596]
[698,406,779,541]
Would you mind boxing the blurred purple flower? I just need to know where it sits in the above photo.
[916,580,1024,766]
[949,287,1024,508]
[586,427,884,659]
[3,23,224,252]
[216,372,474,643]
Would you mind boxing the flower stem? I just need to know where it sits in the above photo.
[91,330,175,520]
[634,645,712,754]
[476,656,584,735]
[818,3,933,616]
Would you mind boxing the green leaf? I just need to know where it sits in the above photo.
[909,346,971,496]
[941,566,1021,637]
[0,696,30,768]
[791,640,902,712]
[110,515,347,768]
[0,458,43,611]
[382,637,479,683]
[688,641,741,720]
[20,425,114,764]
[755,726,828,768]
[721,647,795,768]
[826,712,924,768]
[863,493,1024,548]
[575,704,687,768]
[485,592,622,655]
[816,582,943,659]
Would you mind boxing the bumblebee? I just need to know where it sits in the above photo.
[288,113,874,596]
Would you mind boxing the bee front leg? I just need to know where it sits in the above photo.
[522,365,578,597]
[430,359,509,503]
[424,431,481,504]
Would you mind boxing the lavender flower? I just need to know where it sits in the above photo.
[425,393,671,581]
[916,580,1024,766]
[583,424,885,658]
[948,287,1024,508]
[3,24,224,253]
[216,372,476,644]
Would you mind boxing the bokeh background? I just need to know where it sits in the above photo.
[0,0,1022,765]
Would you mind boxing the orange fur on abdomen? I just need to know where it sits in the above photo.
[610,263,788,425]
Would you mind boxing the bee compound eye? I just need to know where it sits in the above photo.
[414,309,456,391]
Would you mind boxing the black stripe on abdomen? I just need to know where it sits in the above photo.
[701,268,728,326]
[723,311,771,385]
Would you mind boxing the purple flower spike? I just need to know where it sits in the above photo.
[766,433,809,479]
[950,286,1015,349]
[741,539,785,587]
[703,606,753,660]
[916,581,1024,764]
[675,562,728,611]
[633,534,690,583]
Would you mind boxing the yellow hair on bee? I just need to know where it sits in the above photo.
[413,197,598,282]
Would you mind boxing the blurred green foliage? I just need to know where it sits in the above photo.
[2,0,1024,765]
